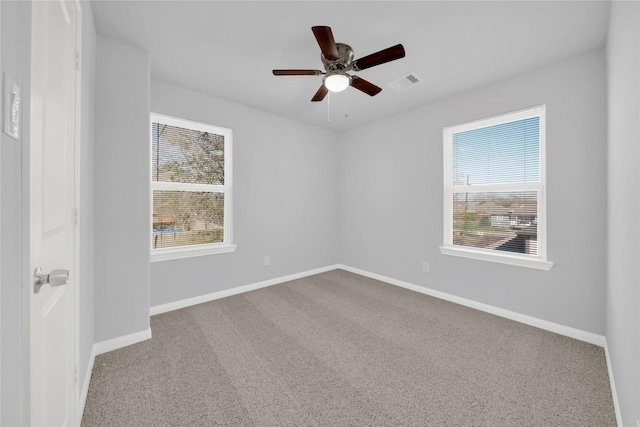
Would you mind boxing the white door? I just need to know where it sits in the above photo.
[28,1,79,425]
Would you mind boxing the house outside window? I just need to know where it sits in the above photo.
[150,113,235,262]
[440,106,553,270]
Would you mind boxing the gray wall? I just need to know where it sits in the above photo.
[606,1,640,425]
[1,2,24,424]
[94,36,150,342]
[150,79,339,307]
[78,0,96,393]
[338,50,607,335]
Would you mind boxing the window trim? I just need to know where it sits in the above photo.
[150,113,235,262]
[440,105,553,270]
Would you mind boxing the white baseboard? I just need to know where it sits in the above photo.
[337,264,606,347]
[94,328,152,356]
[150,264,340,316]
[151,263,606,347]
[78,344,97,422]
[603,340,623,427]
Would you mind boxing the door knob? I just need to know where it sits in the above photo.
[34,267,69,293]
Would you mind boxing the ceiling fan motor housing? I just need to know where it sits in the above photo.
[322,43,354,72]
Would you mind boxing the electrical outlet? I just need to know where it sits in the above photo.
[264,256,270,266]
[422,261,430,272]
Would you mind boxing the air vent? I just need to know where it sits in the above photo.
[388,72,423,91]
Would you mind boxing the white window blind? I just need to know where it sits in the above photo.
[151,114,234,260]
[442,106,551,269]
[452,117,540,186]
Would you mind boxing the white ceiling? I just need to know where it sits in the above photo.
[91,1,611,132]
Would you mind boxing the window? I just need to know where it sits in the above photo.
[150,114,235,261]
[441,106,552,270]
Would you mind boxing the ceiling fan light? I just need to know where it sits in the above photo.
[324,72,350,92]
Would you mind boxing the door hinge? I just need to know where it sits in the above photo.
[74,208,79,227]
[75,51,80,71]
[74,365,78,386]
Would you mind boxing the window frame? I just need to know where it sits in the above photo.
[440,105,553,270]
[150,113,236,262]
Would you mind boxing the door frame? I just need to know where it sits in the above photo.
[0,1,3,423]
[21,1,83,424]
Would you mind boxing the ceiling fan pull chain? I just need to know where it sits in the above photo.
[327,92,331,123]
[345,91,349,118]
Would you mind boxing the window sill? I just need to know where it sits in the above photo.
[439,246,554,270]
[151,243,237,262]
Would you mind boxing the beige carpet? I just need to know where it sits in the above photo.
[82,269,616,426]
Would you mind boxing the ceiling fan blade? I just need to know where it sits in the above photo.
[273,69,323,76]
[350,76,382,96]
[311,85,329,102]
[312,26,340,61]
[352,44,405,71]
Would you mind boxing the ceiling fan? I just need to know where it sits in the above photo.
[273,26,406,102]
